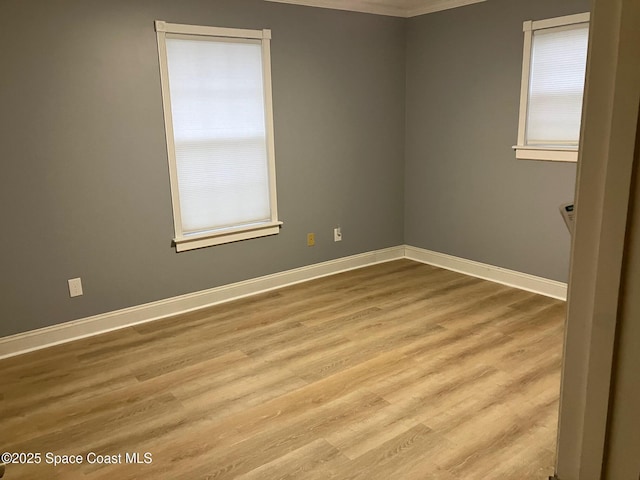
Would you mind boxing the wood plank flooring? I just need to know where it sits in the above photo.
[0,260,565,479]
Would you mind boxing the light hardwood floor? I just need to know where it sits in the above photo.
[0,260,565,479]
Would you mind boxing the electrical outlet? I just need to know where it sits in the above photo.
[68,278,83,297]
[307,233,315,246]
[334,227,342,242]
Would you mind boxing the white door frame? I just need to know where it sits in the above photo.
[554,0,640,478]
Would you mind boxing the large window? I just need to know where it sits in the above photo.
[155,21,281,252]
[514,13,590,162]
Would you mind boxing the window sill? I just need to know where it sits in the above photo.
[514,146,578,163]
[174,221,282,252]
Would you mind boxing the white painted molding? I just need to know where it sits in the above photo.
[0,245,568,360]
[264,0,406,17]
[404,245,568,300]
[0,247,404,360]
[406,0,486,17]
[263,0,486,18]
[530,12,590,31]
[514,146,579,163]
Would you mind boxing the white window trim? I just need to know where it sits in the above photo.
[513,12,590,163]
[155,21,282,252]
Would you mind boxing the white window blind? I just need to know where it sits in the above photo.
[526,24,589,146]
[156,22,280,251]
[514,13,590,162]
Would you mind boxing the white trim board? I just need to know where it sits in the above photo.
[263,0,486,18]
[405,245,568,301]
[264,0,406,17]
[0,245,567,360]
[406,0,487,17]
[0,247,404,360]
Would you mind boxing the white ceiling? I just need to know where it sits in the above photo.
[264,0,487,17]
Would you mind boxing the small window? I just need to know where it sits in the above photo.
[514,13,590,162]
[155,21,281,252]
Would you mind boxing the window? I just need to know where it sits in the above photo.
[155,21,281,252]
[514,13,590,162]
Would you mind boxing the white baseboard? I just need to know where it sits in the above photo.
[404,245,568,301]
[0,245,567,360]
[0,246,404,360]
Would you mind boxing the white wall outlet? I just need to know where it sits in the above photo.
[68,277,83,297]
[334,227,342,242]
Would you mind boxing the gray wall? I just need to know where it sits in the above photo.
[0,0,406,337]
[404,0,589,282]
[0,0,585,339]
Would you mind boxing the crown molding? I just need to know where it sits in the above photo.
[264,0,486,18]
[406,0,486,17]
[264,0,406,17]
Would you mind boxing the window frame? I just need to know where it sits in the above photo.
[514,12,590,163]
[155,21,281,252]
